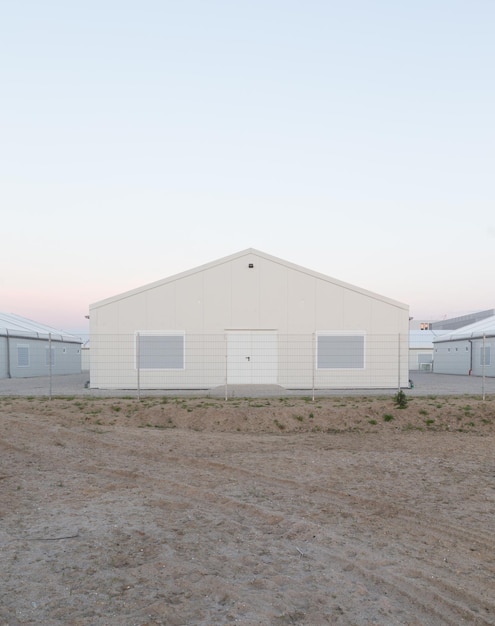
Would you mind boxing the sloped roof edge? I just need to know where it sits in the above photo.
[90,248,409,311]
[433,314,495,342]
[0,312,81,343]
[409,329,450,349]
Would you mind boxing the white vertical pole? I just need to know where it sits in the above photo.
[312,332,315,402]
[225,334,228,401]
[397,333,400,391]
[6,329,11,379]
[482,333,486,401]
[48,332,52,400]
[136,332,141,402]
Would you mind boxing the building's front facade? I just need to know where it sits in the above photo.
[89,249,410,390]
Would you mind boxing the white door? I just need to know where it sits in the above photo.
[227,332,278,384]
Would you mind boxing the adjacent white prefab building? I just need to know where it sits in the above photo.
[89,249,410,390]
[433,315,495,377]
[0,312,82,379]
[408,330,449,371]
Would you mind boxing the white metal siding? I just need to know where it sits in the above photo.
[89,249,409,389]
[433,341,471,375]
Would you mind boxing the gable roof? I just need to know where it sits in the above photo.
[409,329,450,349]
[433,315,495,342]
[90,248,409,311]
[0,312,81,343]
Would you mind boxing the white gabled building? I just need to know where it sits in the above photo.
[433,315,495,377]
[89,249,410,390]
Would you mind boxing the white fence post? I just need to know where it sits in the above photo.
[398,333,401,391]
[136,332,141,401]
[225,334,228,401]
[49,332,52,400]
[482,333,486,401]
[312,332,315,402]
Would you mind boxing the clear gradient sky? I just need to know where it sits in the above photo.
[2,1,494,335]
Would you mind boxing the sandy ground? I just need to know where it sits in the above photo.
[1,393,495,625]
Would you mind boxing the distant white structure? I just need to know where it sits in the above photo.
[0,313,82,379]
[408,330,449,371]
[89,249,410,390]
[433,315,495,376]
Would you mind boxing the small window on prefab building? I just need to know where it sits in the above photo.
[136,333,185,369]
[17,345,29,367]
[317,333,365,369]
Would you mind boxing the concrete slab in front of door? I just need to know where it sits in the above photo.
[209,384,291,398]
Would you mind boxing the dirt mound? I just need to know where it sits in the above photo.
[4,393,494,434]
[1,394,495,625]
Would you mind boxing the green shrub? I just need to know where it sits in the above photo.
[393,390,408,409]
